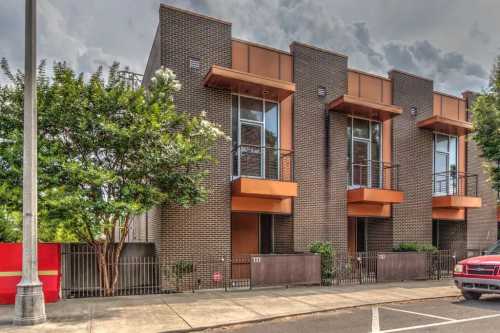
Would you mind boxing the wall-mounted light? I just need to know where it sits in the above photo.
[410,106,417,117]
[318,86,327,97]
[189,58,201,71]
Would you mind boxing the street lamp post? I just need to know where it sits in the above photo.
[14,0,46,325]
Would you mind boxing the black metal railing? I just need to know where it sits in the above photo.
[232,144,294,182]
[432,171,478,196]
[348,159,400,191]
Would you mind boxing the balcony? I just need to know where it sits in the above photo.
[432,171,481,208]
[328,70,402,121]
[231,145,297,214]
[417,92,472,135]
[347,160,404,206]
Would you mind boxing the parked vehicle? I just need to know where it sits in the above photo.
[454,242,500,300]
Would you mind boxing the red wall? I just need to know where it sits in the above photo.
[0,243,61,304]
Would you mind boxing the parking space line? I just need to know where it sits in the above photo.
[371,306,380,333]
[380,306,455,321]
[379,314,500,333]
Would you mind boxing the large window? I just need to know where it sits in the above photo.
[433,133,457,195]
[347,117,382,188]
[232,95,280,179]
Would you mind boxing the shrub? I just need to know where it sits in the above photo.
[309,242,334,283]
[393,242,438,253]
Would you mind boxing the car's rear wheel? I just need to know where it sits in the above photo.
[462,291,481,300]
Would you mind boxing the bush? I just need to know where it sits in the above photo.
[309,242,334,283]
[393,242,438,253]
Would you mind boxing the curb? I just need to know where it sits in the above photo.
[162,292,461,333]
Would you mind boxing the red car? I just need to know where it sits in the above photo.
[454,242,500,300]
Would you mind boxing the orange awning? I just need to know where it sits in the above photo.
[203,65,295,102]
[417,115,473,136]
[328,94,402,121]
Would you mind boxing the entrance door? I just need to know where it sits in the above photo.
[231,213,258,280]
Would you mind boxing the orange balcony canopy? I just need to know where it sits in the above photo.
[203,65,295,102]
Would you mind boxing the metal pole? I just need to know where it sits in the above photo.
[14,0,46,325]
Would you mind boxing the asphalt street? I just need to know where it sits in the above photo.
[208,296,500,333]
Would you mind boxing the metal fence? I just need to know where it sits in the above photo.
[62,246,463,298]
[61,245,251,298]
[323,250,460,286]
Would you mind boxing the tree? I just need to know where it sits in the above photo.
[0,59,228,295]
[471,55,500,194]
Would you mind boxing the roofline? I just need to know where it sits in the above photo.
[348,68,391,82]
[388,69,433,83]
[232,38,291,56]
[290,41,348,59]
[159,4,231,26]
[433,90,466,101]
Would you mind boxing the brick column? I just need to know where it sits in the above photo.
[389,70,434,246]
[290,42,348,252]
[155,5,232,262]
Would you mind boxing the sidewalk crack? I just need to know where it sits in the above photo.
[161,298,192,329]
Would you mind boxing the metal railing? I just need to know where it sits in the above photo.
[433,171,478,196]
[348,159,400,191]
[322,250,462,286]
[232,144,294,182]
[61,246,252,298]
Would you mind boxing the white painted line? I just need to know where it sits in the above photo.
[379,313,500,333]
[371,305,380,333]
[380,306,455,321]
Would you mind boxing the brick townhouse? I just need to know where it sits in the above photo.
[137,4,499,265]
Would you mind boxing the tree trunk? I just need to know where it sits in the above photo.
[92,214,130,296]
[94,242,124,296]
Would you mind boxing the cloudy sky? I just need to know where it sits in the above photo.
[1,0,499,95]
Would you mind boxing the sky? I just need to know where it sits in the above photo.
[1,0,499,95]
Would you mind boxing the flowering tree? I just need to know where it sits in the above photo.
[0,60,228,295]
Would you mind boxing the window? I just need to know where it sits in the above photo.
[232,95,280,179]
[433,133,458,195]
[347,117,382,188]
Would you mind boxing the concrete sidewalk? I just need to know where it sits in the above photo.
[0,280,460,333]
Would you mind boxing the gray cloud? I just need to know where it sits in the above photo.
[469,21,491,45]
[0,0,498,95]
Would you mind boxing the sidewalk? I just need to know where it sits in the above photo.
[0,280,460,333]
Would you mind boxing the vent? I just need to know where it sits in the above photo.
[318,86,327,97]
[189,58,201,71]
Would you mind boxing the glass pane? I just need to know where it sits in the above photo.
[240,123,262,177]
[352,118,370,139]
[449,136,457,172]
[240,96,263,122]
[347,124,352,185]
[232,95,239,176]
[352,140,369,187]
[265,102,279,148]
[265,102,279,180]
[371,122,381,162]
[435,134,448,153]
[434,152,448,194]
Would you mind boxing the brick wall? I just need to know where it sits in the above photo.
[155,5,232,262]
[367,218,394,252]
[290,42,348,252]
[466,139,498,250]
[390,70,434,246]
[436,220,467,254]
[273,215,294,253]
